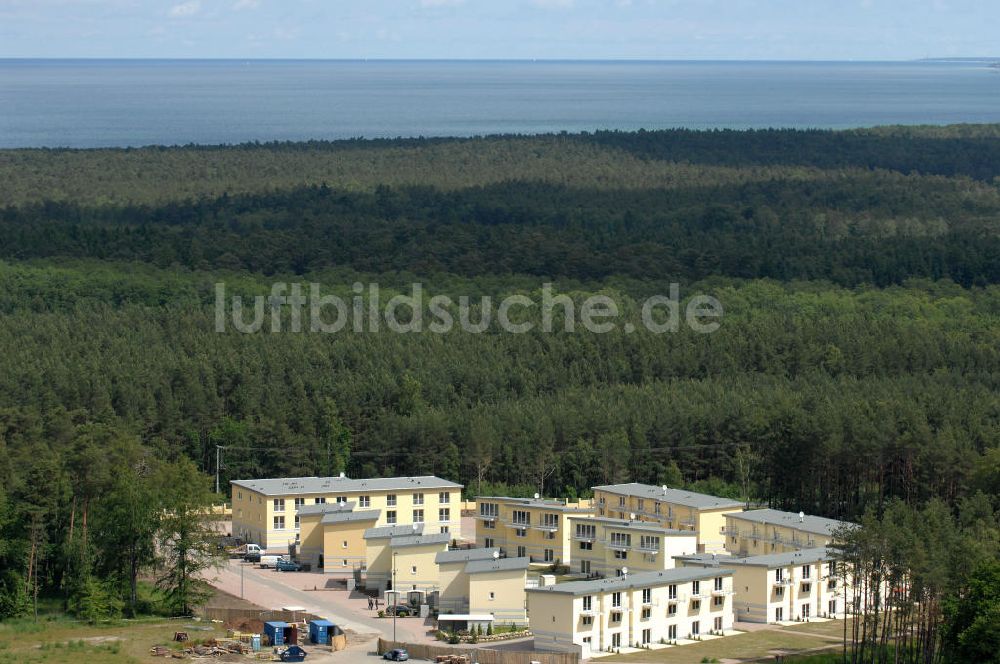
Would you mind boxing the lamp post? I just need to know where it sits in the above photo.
[240,561,244,599]
[392,551,398,643]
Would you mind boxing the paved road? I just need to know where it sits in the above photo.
[211,560,430,643]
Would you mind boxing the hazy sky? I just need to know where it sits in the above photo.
[0,0,996,60]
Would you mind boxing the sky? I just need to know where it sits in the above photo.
[0,0,997,60]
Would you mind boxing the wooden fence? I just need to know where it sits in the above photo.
[378,638,579,664]
[197,606,324,625]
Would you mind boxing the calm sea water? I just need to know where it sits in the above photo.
[1,59,999,148]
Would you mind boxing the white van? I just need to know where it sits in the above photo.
[259,554,284,569]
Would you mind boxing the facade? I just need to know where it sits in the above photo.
[568,516,699,578]
[436,552,530,627]
[296,503,381,574]
[474,496,594,565]
[231,475,463,549]
[528,568,736,658]
[723,509,849,556]
[363,526,450,594]
[591,483,743,553]
[677,547,849,623]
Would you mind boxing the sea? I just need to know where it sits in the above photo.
[1,59,999,149]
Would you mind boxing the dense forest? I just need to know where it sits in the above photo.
[0,128,997,645]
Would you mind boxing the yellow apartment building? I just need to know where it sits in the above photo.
[723,509,850,556]
[567,516,699,577]
[231,475,463,549]
[436,548,503,615]
[363,526,450,595]
[436,554,531,631]
[677,547,850,623]
[474,496,594,565]
[591,483,743,553]
[296,502,380,574]
[528,567,736,658]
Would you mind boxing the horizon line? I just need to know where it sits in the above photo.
[1,56,996,63]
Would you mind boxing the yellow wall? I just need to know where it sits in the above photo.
[569,517,699,577]
[474,498,593,564]
[469,568,528,625]
[321,520,372,574]
[724,515,834,557]
[365,539,448,593]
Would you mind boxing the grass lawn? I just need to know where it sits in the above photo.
[601,620,845,663]
[0,616,227,664]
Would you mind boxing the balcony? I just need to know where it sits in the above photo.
[573,533,596,543]
[636,544,660,554]
[689,589,706,600]
[606,540,631,551]
[711,587,733,597]
[679,517,697,527]
[666,593,686,604]
[773,578,793,587]
[533,522,559,532]
[474,512,499,521]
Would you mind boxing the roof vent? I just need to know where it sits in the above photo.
[661,485,668,495]
[799,511,805,523]
[339,472,345,479]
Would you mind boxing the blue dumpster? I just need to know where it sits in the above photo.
[264,621,289,646]
[308,619,334,645]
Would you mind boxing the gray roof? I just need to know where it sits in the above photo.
[296,502,356,517]
[593,483,743,510]
[568,515,698,536]
[231,475,463,496]
[527,567,732,596]
[364,524,425,540]
[720,547,836,569]
[465,556,530,575]
[389,533,452,549]
[435,548,501,565]
[672,553,737,567]
[726,509,852,537]
[321,509,381,525]
[475,496,594,513]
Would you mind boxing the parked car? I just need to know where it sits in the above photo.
[279,644,308,662]
[275,558,302,572]
[383,648,409,661]
[242,543,263,562]
[385,605,413,617]
[259,554,284,569]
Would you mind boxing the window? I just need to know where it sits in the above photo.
[545,530,555,540]
[440,526,449,534]
[614,550,628,560]
[413,493,424,505]
[484,520,495,529]
[335,496,347,504]
[273,499,285,512]
[512,510,530,526]
[386,494,397,507]
[775,586,785,598]
[359,495,370,508]
[610,532,631,549]
[641,628,651,644]
[641,607,651,619]
[714,577,724,591]
[294,497,305,508]
[488,592,495,601]
[412,509,424,523]
[775,607,784,622]
[515,528,527,538]
[439,492,450,504]
[386,510,397,524]
[294,514,300,529]
[668,604,677,616]
[544,549,554,563]
[713,596,724,607]
[611,633,621,648]
[479,502,498,518]
[273,515,285,530]
[802,604,811,619]
[668,584,677,600]
[610,611,621,623]
[801,583,811,593]
[611,592,621,608]
[668,625,677,640]
[439,508,450,522]
[484,537,494,548]
[714,616,723,631]
[582,596,592,611]
[580,560,591,574]
[636,499,644,511]
[639,535,660,551]
[692,600,701,610]
[410,566,417,575]
[691,621,700,636]
[829,599,838,615]
[828,578,838,589]
[582,616,593,626]
[238,491,243,500]
[829,561,837,576]
[618,496,626,507]
[692,580,701,596]
[542,513,558,528]
[579,541,593,551]
[315,497,326,504]
[342,540,348,548]
[654,502,661,515]
[582,636,591,645]
[802,565,811,579]
[516,546,526,558]
[775,569,784,582]
[576,523,596,539]
[642,588,652,604]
